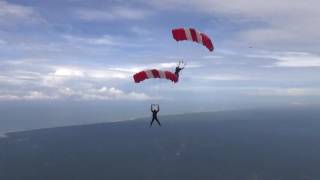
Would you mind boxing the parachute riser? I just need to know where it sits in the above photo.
[177,60,186,69]
[151,104,159,111]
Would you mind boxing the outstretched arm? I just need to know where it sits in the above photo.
[157,104,160,112]
[151,104,153,112]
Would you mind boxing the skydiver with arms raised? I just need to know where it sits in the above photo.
[175,61,185,81]
[150,104,161,127]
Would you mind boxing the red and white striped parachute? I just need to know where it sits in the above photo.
[133,69,178,83]
[172,28,214,52]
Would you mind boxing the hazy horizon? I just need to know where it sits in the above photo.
[1,104,319,136]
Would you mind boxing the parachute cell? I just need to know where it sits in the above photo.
[172,28,214,52]
[133,69,178,83]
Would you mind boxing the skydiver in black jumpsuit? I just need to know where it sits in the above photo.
[150,104,161,127]
[175,61,185,81]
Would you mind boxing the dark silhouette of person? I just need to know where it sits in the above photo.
[150,104,161,127]
[174,61,185,81]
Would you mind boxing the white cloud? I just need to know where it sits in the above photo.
[87,70,129,79]
[112,6,149,20]
[24,91,58,100]
[0,94,19,100]
[145,0,320,46]
[0,39,6,45]
[290,101,313,106]
[285,88,307,96]
[126,92,152,100]
[247,88,320,96]
[0,0,43,25]
[146,0,312,17]
[40,66,131,90]
[0,58,132,86]
[158,62,177,68]
[0,86,152,101]
[199,74,251,81]
[74,6,150,22]
[86,86,151,100]
[274,53,320,67]
[0,91,58,100]
[130,26,151,36]
[54,68,84,77]
[50,66,131,80]
[62,34,117,46]
[202,55,225,59]
[61,34,146,48]
[248,51,320,67]
[109,61,201,74]
[58,86,152,101]
[0,59,154,101]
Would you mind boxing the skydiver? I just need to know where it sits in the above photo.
[174,61,185,81]
[150,104,161,127]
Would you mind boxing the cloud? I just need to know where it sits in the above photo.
[130,26,151,36]
[50,66,131,80]
[62,34,117,46]
[248,51,320,67]
[158,62,177,68]
[61,34,148,49]
[40,66,132,90]
[145,0,314,18]
[144,0,320,47]
[0,0,43,25]
[0,39,6,45]
[57,86,152,101]
[198,74,251,81]
[274,52,320,67]
[110,61,202,74]
[0,87,152,101]
[54,68,84,77]
[0,57,198,102]
[74,6,150,22]
[0,58,155,101]
[1,58,171,85]
[202,55,225,60]
[24,91,57,100]
[0,91,58,100]
[87,87,152,100]
[247,88,320,97]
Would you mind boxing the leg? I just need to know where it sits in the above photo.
[155,117,161,126]
[150,118,155,127]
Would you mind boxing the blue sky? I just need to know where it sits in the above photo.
[0,0,320,132]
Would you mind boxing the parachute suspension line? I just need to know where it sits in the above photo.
[132,69,178,113]
[154,76,163,111]
[178,60,186,69]
[154,78,160,105]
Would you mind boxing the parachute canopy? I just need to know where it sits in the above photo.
[172,28,214,52]
[133,69,178,83]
